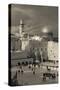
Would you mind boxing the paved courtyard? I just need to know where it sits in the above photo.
[11,63,58,86]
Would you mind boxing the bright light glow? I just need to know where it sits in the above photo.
[32,36,42,41]
[42,27,48,33]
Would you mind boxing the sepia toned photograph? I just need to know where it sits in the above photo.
[8,4,58,86]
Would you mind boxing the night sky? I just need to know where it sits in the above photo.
[10,4,58,37]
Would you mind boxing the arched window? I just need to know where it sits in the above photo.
[26,61,28,65]
[18,62,20,66]
[22,62,24,65]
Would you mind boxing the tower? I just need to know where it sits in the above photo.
[19,19,24,50]
[19,20,29,51]
[19,19,24,38]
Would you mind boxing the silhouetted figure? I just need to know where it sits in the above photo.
[21,70,24,74]
[28,65,31,69]
[43,76,46,81]
[18,70,20,76]
[32,68,33,71]
[33,71,35,75]
[33,67,35,75]
[43,73,46,81]
[57,72,58,76]
[52,73,56,79]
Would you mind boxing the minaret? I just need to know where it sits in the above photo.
[19,19,24,37]
[19,19,24,50]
